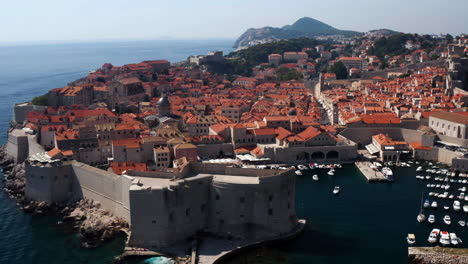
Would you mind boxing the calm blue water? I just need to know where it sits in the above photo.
[0,39,233,264]
[0,40,465,264]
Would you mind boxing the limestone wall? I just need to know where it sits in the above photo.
[197,143,234,159]
[340,128,433,148]
[453,157,468,172]
[25,161,74,203]
[71,162,132,221]
[414,147,464,165]
[207,170,297,240]
[128,175,213,248]
[5,129,29,163]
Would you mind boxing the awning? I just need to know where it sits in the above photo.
[436,141,461,147]
[365,144,379,155]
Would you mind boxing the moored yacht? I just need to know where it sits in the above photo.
[295,170,302,176]
[297,165,308,170]
[406,234,416,245]
[453,200,461,211]
[417,213,426,223]
[463,205,468,213]
[333,186,340,195]
[428,214,435,224]
[440,231,450,246]
[443,215,451,225]
[431,201,438,208]
[423,199,430,208]
[416,166,423,171]
[428,229,440,243]
[382,167,394,181]
[312,174,319,181]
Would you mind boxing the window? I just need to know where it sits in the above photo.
[240,197,245,203]
[215,194,220,200]
[268,195,273,202]
[268,209,273,215]
[185,208,190,216]
[152,220,156,224]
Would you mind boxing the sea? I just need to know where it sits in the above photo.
[0,40,466,264]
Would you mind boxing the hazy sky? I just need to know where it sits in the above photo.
[1,0,467,43]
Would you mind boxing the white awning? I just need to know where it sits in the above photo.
[365,144,379,155]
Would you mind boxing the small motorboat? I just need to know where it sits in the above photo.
[453,200,461,211]
[406,234,416,245]
[444,206,450,210]
[333,186,340,195]
[417,213,426,223]
[450,233,459,246]
[312,175,319,181]
[327,170,335,176]
[297,165,308,170]
[463,205,468,213]
[458,220,466,227]
[440,231,450,246]
[428,214,435,224]
[423,199,430,208]
[416,166,423,172]
[443,215,451,225]
[295,170,302,176]
[382,167,394,181]
[431,201,438,208]
[428,229,440,243]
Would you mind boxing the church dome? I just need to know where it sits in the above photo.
[157,95,170,106]
[288,108,297,116]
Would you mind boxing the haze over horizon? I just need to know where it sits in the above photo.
[1,0,467,44]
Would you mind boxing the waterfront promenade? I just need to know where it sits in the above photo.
[355,161,388,182]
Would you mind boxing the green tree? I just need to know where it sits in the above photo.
[446,34,454,43]
[31,94,48,106]
[329,61,348,79]
[276,67,303,81]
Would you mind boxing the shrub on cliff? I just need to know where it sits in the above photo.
[31,94,48,106]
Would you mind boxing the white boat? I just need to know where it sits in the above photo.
[295,170,302,176]
[373,162,382,168]
[406,234,416,245]
[416,166,423,171]
[459,220,465,227]
[443,215,451,225]
[417,213,426,223]
[327,170,334,176]
[428,229,440,243]
[444,206,450,210]
[459,187,467,192]
[463,205,468,213]
[423,200,430,208]
[465,196,468,202]
[312,175,319,181]
[450,233,459,246]
[382,167,394,181]
[297,165,308,170]
[333,186,340,195]
[453,200,461,211]
[428,214,435,224]
[431,201,438,208]
[440,231,450,246]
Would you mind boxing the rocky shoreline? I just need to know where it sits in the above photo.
[409,247,468,264]
[0,146,129,249]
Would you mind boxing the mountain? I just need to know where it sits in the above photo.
[233,17,361,49]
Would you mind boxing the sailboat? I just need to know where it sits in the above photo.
[417,193,426,223]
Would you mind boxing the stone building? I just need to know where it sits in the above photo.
[429,111,468,139]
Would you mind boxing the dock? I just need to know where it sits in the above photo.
[355,161,388,182]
